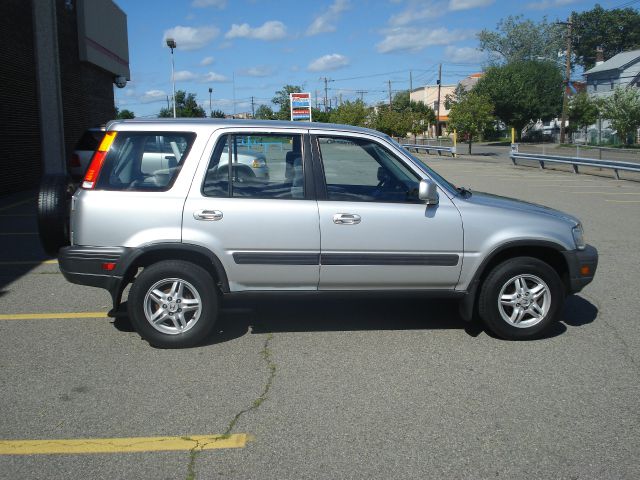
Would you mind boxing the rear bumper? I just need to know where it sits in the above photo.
[58,246,129,301]
[562,244,598,294]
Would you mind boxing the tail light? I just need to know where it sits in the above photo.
[70,153,81,168]
[82,132,117,189]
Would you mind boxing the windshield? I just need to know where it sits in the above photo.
[384,136,459,196]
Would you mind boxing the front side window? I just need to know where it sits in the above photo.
[95,132,195,191]
[318,136,421,203]
[202,134,304,199]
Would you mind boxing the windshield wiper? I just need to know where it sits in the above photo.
[456,186,472,196]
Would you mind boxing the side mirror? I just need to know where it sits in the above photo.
[419,179,439,205]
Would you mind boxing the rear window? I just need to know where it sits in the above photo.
[75,130,104,151]
[95,132,196,191]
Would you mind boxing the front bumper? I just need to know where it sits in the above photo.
[562,244,598,293]
[58,246,129,302]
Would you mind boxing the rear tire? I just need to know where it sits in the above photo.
[478,257,564,340]
[37,174,73,256]
[128,260,218,348]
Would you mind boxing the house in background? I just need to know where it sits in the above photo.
[410,84,456,137]
[583,48,640,98]
[580,48,640,144]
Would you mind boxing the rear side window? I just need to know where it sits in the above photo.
[95,132,195,191]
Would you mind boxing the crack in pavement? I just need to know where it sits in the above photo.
[186,333,276,480]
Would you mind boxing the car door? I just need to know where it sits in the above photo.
[312,131,463,290]
[182,128,320,291]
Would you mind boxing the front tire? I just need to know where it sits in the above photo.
[128,260,218,348]
[478,257,564,340]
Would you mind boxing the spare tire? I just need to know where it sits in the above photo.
[37,174,74,256]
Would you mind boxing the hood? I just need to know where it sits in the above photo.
[461,191,580,226]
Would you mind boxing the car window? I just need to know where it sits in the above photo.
[318,136,421,203]
[95,132,195,191]
[202,134,304,200]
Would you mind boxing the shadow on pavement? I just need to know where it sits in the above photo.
[112,293,597,346]
[0,190,52,294]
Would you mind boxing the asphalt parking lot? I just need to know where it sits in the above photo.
[1,156,639,479]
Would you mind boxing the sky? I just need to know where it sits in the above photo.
[113,0,629,117]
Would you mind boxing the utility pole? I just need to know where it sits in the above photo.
[559,16,573,144]
[323,77,330,113]
[208,87,212,117]
[436,63,442,137]
[339,93,343,106]
[409,70,413,92]
[315,90,319,109]
[250,96,255,118]
[388,80,392,106]
[356,90,367,102]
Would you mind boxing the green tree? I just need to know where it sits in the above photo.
[115,107,135,119]
[210,109,226,118]
[572,4,640,70]
[600,87,640,145]
[272,84,302,120]
[567,92,599,136]
[478,15,564,65]
[390,91,436,140]
[329,100,371,127]
[311,108,330,123]
[372,105,413,138]
[159,90,206,118]
[474,60,563,139]
[254,105,275,120]
[447,93,494,154]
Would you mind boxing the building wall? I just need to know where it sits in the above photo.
[0,0,119,196]
[0,0,42,195]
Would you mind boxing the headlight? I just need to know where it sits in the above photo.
[572,224,585,250]
[251,158,266,168]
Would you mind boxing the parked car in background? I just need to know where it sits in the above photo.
[67,127,105,181]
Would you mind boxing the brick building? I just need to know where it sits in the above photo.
[0,0,129,195]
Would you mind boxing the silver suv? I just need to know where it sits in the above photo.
[57,119,597,348]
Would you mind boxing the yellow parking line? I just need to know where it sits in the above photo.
[0,198,32,212]
[0,312,108,321]
[0,433,249,455]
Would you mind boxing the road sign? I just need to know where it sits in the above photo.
[290,92,312,121]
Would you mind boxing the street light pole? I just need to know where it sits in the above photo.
[166,38,177,118]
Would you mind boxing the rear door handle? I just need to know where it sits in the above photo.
[194,209,223,221]
[333,213,361,225]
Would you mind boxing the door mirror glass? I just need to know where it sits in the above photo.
[419,179,439,205]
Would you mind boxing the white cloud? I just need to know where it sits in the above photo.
[389,1,447,26]
[191,0,226,8]
[306,0,349,36]
[162,25,219,51]
[526,0,578,9]
[173,70,197,81]
[308,53,350,72]
[140,90,167,103]
[201,71,229,82]
[200,56,214,66]
[449,0,494,10]
[444,45,485,63]
[225,21,287,41]
[240,66,274,77]
[377,27,467,53]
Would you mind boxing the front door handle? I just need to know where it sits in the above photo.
[194,209,223,221]
[333,213,361,225]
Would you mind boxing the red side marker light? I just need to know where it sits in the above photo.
[580,265,591,276]
[101,262,117,271]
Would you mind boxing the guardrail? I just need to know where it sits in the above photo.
[402,144,456,157]
[510,150,640,180]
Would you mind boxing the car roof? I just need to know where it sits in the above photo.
[107,118,384,137]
